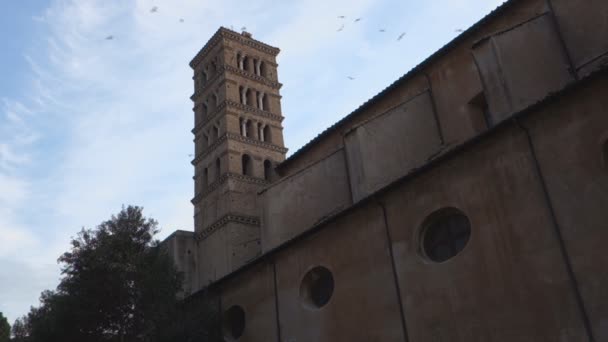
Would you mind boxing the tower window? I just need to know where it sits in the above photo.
[239,118,245,136]
[259,61,266,78]
[245,120,253,138]
[236,52,242,69]
[253,58,259,75]
[213,125,220,140]
[264,160,272,181]
[421,208,471,263]
[222,305,245,340]
[300,266,334,309]
[258,93,265,110]
[202,133,209,148]
[212,93,219,106]
[215,157,221,181]
[263,125,272,143]
[241,154,252,176]
[203,168,208,186]
[262,94,270,111]
[242,56,249,72]
[247,89,256,107]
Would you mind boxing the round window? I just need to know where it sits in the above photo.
[300,266,334,309]
[421,208,471,262]
[222,305,245,340]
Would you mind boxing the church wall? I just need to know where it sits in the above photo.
[273,204,406,342]
[344,90,442,202]
[381,122,589,340]
[197,221,260,287]
[260,149,352,252]
[524,75,608,341]
[220,262,278,342]
[550,0,608,78]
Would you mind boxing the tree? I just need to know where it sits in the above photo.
[0,312,9,342]
[15,206,190,342]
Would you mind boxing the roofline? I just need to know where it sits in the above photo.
[201,65,608,291]
[189,27,281,70]
[277,0,520,171]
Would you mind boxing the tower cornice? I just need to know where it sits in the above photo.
[191,133,288,166]
[190,27,280,70]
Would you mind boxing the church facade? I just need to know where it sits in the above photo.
[163,0,608,340]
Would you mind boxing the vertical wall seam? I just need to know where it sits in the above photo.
[376,199,411,342]
[272,260,283,342]
[423,73,446,145]
[513,118,595,342]
[545,0,580,80]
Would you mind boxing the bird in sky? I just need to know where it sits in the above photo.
[337,24,345,32]
[179,18,184,23]
[347,76,355,80]
[379,29,386,32]
[150,6,158,13]
[188,154,193,157]
[105,35,114,40]
[397,32,406,41]
[338,15,346,19]
[455,28,464,32]
[354,18,362,22]
[241,26,247,31]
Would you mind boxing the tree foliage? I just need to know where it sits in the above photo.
[12,206,209,342]
[0,312,9,342]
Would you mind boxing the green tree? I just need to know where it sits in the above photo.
[15,206,191,342]
[0,312,9,342]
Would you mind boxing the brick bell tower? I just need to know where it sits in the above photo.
[189,28,287,286]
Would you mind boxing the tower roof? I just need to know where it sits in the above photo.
[190,27,280,69]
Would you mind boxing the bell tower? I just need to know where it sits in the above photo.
[190,28,287,286]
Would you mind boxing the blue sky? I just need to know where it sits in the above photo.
[0,0,505,323]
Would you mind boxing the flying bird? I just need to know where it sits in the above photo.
[337,24,345,32]
[354,18,362,22]
[188,154,193,157]
[241,26,247,31]
[455,28,464,33]
[150,6,158,13]
[379,29,386,32]
[105,35,114,40]
[397,32,406,41]
[347,76,355,80]
[179,18,184,23]
[338,15,346,19]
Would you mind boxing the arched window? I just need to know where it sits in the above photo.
[241,154,252,176]
[259,61,266,77]
[215,157,221,180]
[210,61,217,76]
[263,125,272,143]
[207,96,215,112]
[247,89,256,107]
[262,94,270,111]
[245,120,253,139]
[203,167,208,186]
[239,118,245,136]
[242,56,249,72]
[202,133,209,148]
[212,93,219,106]
[264,160,272,181]
[421,208,471,263]
[213,125,220,140]
[236,52,242,69]
[253,58,259,75]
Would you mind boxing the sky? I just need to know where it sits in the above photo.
[0,0,506,324]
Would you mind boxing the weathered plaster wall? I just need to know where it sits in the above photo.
[261,149,352,252]
[525,76,608,341]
